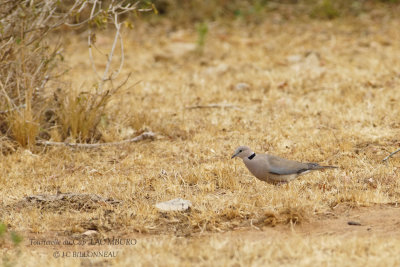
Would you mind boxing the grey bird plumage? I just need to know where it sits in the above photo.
[231,146,337,184]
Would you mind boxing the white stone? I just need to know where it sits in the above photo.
[235,83,250,91]
[155,198,192,212]
[83,230,98,237]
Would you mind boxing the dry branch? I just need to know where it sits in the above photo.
[383,148,400,162]
[36,131,156,148]
[86,0,149,91]
[186,103,239,110]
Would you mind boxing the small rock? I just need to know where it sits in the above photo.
[234,82,250,91]
[348,221,362,226]
[286,54,303,63]
[155,198,192,212]
[204,63,229,75]
[154,42,197,61]
[23,149,38,157]
[367,177,375,183]
[83,230,98,237]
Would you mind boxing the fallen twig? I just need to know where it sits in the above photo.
[36,131,156,148]
[347,221,361,226]
[383,148,400,162]
[186,103,239,110]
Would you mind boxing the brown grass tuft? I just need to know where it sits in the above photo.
[7,109,39,149]
[51,87,115,142]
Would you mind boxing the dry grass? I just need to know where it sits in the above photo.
[2,12,400,266]
[4,234,400,266]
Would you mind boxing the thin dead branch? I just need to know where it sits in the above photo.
[186,103,239,110]
[383,148,400,162]
[87,0,142,92]
[36,131,156,148]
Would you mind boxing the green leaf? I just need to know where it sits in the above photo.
[10,232,23,246]
[0,223,6,236]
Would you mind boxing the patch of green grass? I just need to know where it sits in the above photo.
[310,0,340,19]
[0,222,6,236]
[196,22,208,52]
[0,222,23,267]
[10,232,23,246]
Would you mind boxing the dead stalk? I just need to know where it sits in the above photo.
[36,131,156,148]
[383,148,400,162]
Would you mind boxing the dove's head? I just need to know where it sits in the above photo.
[231,146,253,159]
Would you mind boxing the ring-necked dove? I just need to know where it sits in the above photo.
[231,146,337,184]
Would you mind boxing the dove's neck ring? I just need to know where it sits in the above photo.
[248,153,256,160]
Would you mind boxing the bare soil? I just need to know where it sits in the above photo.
[220,204,400,241]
